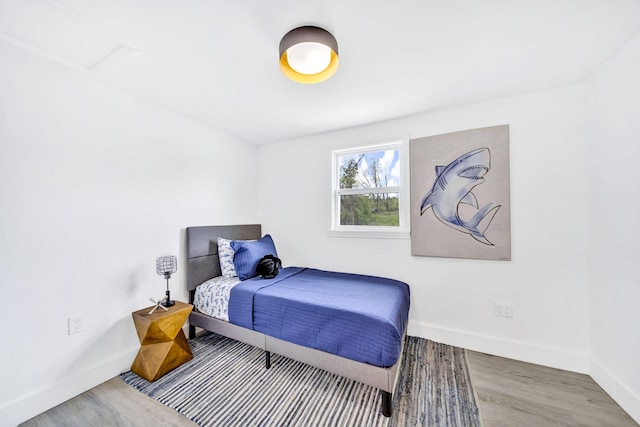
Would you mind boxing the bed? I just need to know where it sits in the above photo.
[185,224,410,417]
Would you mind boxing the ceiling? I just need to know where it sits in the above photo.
[2,0,640,145]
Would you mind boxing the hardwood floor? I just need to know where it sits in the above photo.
[20,377,196,427]
[467,351,638,427]
[21,351,637,426]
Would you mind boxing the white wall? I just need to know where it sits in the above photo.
[585,32,640,423]
[0,40,259,426]
[2,21,637,425]
[258,84,591,374]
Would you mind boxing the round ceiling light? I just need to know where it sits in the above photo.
[279,26,339,84]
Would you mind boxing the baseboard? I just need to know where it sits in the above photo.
[590,356,640,424]
[408,321,589,374]
[0,347,138,427]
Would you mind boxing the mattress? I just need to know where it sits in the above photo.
[228,267,410,368]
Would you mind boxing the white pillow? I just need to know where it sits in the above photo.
[217,237,237,278]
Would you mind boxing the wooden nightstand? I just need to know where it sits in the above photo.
[131,301,193,381]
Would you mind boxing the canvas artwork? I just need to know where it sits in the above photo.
[410,125,511,261]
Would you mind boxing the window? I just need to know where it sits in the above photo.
[331,141,409,238]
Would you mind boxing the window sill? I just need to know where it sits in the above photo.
[328,229,410,239]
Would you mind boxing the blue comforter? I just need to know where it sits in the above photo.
[228,267,410,367]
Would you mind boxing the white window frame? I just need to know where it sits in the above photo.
[329,140,410,239]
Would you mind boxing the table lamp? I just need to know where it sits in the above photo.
[156,255,177,307]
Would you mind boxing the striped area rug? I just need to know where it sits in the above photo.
[121,333,480,426]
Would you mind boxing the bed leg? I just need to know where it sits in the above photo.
[265,351,271,369]
[188,325,196,340]
[381,391,392,417]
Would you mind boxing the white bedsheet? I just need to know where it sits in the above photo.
[194,275,241,321]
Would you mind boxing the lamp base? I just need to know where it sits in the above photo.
[161,290,175,307]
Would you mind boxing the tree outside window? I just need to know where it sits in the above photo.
[333,143,403,230]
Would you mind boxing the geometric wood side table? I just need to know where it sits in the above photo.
[131,301,193,382]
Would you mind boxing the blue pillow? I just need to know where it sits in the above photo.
[231,234,278,280]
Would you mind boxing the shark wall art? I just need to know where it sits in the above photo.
[410,125,511,261]
[419,147,500,245]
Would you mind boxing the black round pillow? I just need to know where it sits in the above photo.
[256,254,282,279]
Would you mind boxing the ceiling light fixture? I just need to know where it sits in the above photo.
[279,26,339,84]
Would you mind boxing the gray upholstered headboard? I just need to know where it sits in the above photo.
[185,224,262,293]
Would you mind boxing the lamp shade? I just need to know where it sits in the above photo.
[279,26,339,84]
[156,256,177,276]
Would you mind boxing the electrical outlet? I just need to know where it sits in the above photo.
[68,314,84,335]
[494,302,513,318]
